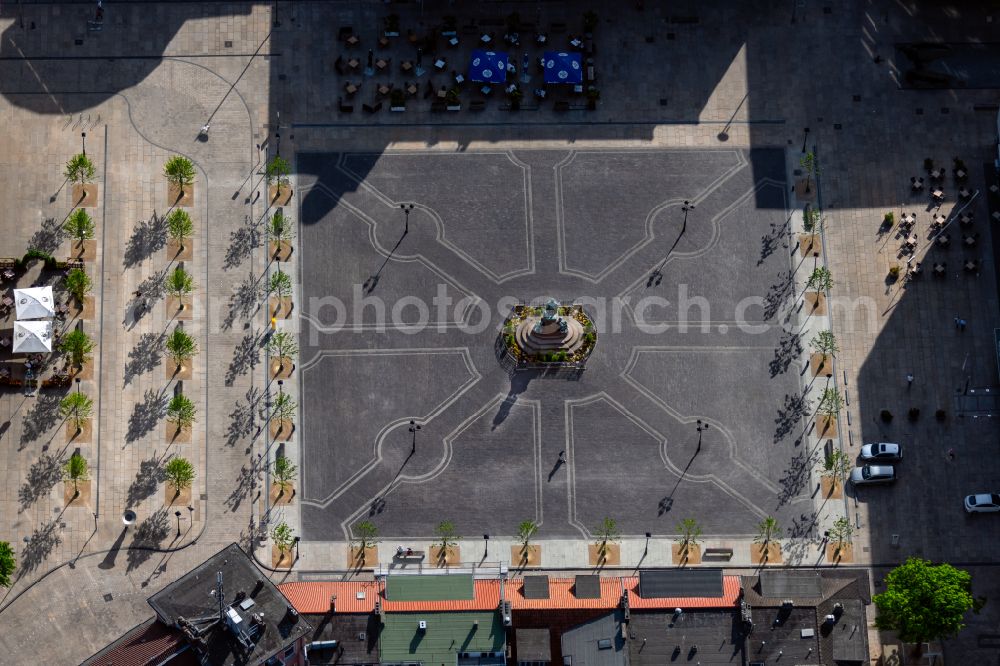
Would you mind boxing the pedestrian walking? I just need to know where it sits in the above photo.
[906,373,913,387]
[557,450,566,464]
[947,448,956,461]
[954,316,967,331]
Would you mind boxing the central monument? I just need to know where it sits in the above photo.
[510,299,591,361]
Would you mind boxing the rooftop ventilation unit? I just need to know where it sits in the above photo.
[418,620,427,631]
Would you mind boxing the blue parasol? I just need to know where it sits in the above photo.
[469,50,509,83]
[543,51,583,84]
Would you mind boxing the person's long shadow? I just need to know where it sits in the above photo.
[546,459,564,483]
[98,527,129,570]
[363,230,408,294]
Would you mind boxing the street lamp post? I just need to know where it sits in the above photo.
[681,200,695,233]
[644,531,651,555]
[409,420,421,454]
[696,419,710,453]
[801,127,810,153]
[483,534,490,558]
[400,203,415,234]
[81,132,87,156]
[174,510,182,537]
[294,536,301,561]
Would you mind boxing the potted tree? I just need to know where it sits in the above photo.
[64,267,94,320]
[586,87,600,110]
[64,208,96,261]
[266,156,292,205]
[514,519,540,566]
[271,453,298,504]
[798,151,818,199]
[269,269,293,319]
[163,155,196,206]
[165,393,197,442]
[351,520,379,567]
[800,205,822,255]
[59,329,96,379]
[266,330,298,379]
[166,265,195,318]
[809,330,838,377]
[64,153,97,206]
[62,452,90,504]
[272,522,296,568]
[446,87,461,111]
[166,209,194,260]
[164,456,195,506]
[673,518,702,565]
[804,266,833,313]
[60,390,94,442]
[817,388,843,436]
[827,516,854,563]
[0,541,15,589]
[269,390,296,441]
[268,209,295,260]
[507,87,523,111]
[383,13,400,37]
[432,520,461,566]
[820,449,850,498]
[165,326,198,379]
[752,516,783,564]
[590,516,621,565]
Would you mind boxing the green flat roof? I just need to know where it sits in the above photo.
[386,574,474,601]
[380,611,505,664]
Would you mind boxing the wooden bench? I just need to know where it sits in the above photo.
[702,547,734,560]
[469,100,486,111]
[394,550,426,560]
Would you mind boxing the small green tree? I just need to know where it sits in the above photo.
[266,156,292,187]
[269,269,293,298]
[874,558,980,644]
[806,266,834,293]
[517,519,538,556]
[164,457,195,497]
[64,153,96,185]
[266,330,298,360]
[434,520,460,552]
[273,453,297,493]
[828,516,853,557]
[352,521,379,563]
[165,327,198,369]
[166,394,197,431]
[59,329,96,368]
[166,266,195,307]
[64,267,92,303]
[810,330,839,368]
[822,449,851,483]
[594,517,620,558]
[675,518,702,554]
[272,522,295,557]
[166,209,195,251]
[269,209,294,242]
[62,452,89,496]
[0,542,15,588]
[755,516,782,548]
[800,151,818,193]
[64,208,95,242]
[273,391,296,423]
[163,155,196,195]
[819,388,844,417]
[59,391,94,433]
[803,206,821,233]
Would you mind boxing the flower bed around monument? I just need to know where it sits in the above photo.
[501,303,597,365]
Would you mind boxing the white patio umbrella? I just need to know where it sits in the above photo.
[12,320,53,353]
[13,286,55,320]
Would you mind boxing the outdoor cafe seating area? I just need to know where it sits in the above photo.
[333,10,601,114]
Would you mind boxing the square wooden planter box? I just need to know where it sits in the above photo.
[511,545,541,567]
[65,419,92,444]
[168,183,194,207]
[69,296,95,321]
[73,183,98,208]
[816,415,838,437]
[798,234,821,257]
[166,358,193,380]
[69,361,94,381]
[269,297,294,319]
[804,292,827,315]
[165,481,192,507]
[269,419,295,441]
[270,241,293,262]
[827,543,853,563]
[270,482,295,505]
[795,179,817,201]
[167,238,194,261]
[588,543,620,566]
[272,544,294,569]
[69,240,97,261]
[751,542,783,564]
[821,476,844,499]
[270,357,294,379]
[672,543,702,565]
[166,423,192,443]
[166,296,193,320]
[64,479,92,507]
[269,184,293,206]
[810,353,833,377]
[349,546,378,568]
[430,545,460,567]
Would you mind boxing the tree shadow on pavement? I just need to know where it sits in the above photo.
[223,214,263,271]
[769,330,802,378]
[224,328,263,387]
[125,388,169,444]
[783,511,822,565]
[18,392,65,449]
[125,456,168,507]
[123,213,168,269]
[126,508,170,573]
[775,448,820,510]
[225,463,259,514]
[28,217,65,256]
[225,386,261,448]
[124,332,166,386]
[222,271,264,331]
[18,453,64,512]
[774,390,811,444]
[757,216,791,267]
[20,520,63,574]
[763,270,794,320]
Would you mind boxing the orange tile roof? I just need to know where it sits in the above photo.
[623,575,741,609]
[508,577,623,610]
[280,581,380,614]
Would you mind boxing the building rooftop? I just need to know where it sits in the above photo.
[301,612,380,665]
[626,610,745,666]
[82,617,194,666]
[509,577,622,610]
[147,543,312,666]
[560,609,627,666]
[638,569,723,599]
[749,606,820,664]
[759,570,823,599]
[515,628,552,662]
[385,573,474,601]
[522,575,550,600]
[379,611,505,664]
[826,598,868,664]
[625,574,740,609]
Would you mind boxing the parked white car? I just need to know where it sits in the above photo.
[860,443,902,461]
[850,464,896,485]
[964,494,1000,513]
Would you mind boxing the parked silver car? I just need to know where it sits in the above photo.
[860,443,902,461]
[964,494,1000,513]
[850,464,896,485]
